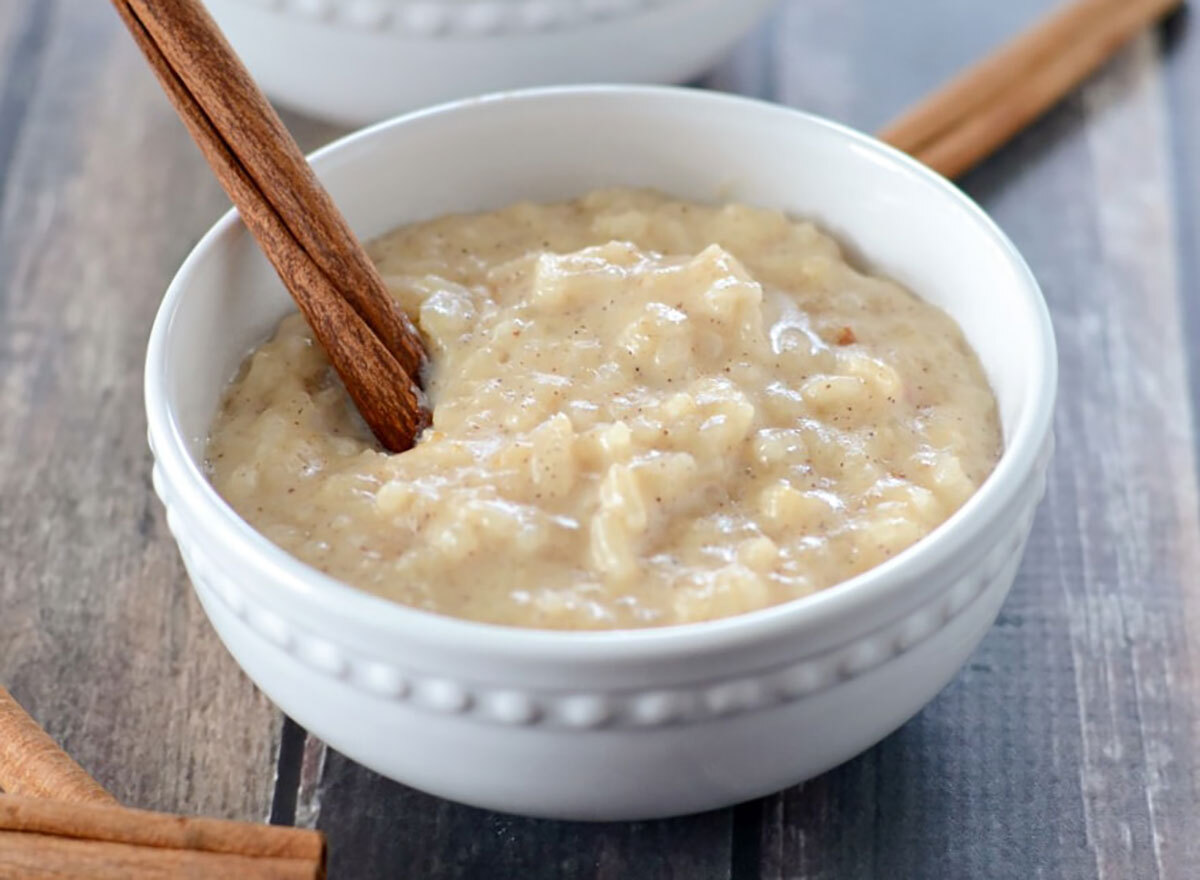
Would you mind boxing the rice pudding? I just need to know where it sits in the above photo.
[207,189,1001,630]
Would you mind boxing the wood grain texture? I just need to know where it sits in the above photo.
[0,0,282,819]
[1163,0,1200,704]
[315,749,733,880]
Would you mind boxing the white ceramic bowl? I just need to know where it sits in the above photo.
[146,86,1056,821]
[204,0,779,125]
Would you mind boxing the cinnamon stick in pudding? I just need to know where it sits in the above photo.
[111,0,429,452]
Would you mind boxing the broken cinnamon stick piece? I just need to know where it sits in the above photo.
[0,687,115,805]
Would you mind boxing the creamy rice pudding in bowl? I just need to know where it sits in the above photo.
[146,86,1056,820]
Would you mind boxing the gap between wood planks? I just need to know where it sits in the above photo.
[270,720,325,832]
[268,717,306,827]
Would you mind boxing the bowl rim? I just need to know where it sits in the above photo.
[145,84,1057,663]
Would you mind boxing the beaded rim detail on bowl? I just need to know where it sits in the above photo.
[225,0,686,37]
[155,434,1052,730]
[144,87,1059,748]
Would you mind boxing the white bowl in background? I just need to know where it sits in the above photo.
[203,0,779,125]
[146,86,1056,821]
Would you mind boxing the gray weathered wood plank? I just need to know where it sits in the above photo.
[315,749,734,880]
[742,7,1200,880]
[0,0,285,819]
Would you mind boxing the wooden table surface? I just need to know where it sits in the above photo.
[2,1,1199,877]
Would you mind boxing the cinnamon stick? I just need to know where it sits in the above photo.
[0,829,318,880]
[0,687,115,806]
[126,0,426,380]
[0,794,324,863]
[879,0,1126,154]
[881,0,1182,179]
[0,690,327,879]
[111,0,429,452]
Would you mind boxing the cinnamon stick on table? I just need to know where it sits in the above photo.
[0,795,324,880]
[0,687,115,806]
[0,687,326,879]
[0,828,318,880]
[879,0,1183,179]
